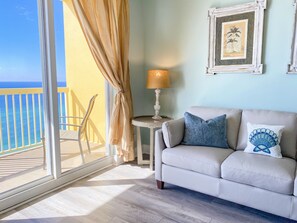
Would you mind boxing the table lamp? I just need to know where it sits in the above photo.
[146,69,170,120]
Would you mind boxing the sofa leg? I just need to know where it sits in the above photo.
[156,180,164,189]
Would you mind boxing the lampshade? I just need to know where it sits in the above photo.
[146,70,170,89]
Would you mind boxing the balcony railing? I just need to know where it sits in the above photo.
[0,87,69,156]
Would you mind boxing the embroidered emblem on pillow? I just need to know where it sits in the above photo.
[244,123,284,158]
[249,128,278,154]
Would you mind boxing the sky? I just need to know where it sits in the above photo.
[0,0,66,82]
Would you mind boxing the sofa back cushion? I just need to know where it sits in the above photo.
[188,106,242,149]
[237,109,297,159]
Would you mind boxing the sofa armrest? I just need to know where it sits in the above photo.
[162,118,185,148]
[155,129,166,181]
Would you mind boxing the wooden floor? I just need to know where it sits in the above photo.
[0,140,106,194]
[0,163,295,223]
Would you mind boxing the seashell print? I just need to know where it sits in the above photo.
[249,128,279,154]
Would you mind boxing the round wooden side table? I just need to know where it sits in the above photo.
[132,116,172,170]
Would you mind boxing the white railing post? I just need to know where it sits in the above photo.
[38,93,43,139]
[26,94,31,146]
[5,95,11,150]
[19,94,24,148]
[12,95,18,149]
[59,92,62,129]
[32,94,37,144]
[65,90,69,130]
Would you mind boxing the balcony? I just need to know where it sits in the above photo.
[0,87,106,194]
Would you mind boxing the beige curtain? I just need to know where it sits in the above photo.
[72,0,134,161]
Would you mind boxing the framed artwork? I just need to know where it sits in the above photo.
[288,0,297,73]
[206,0,267,75]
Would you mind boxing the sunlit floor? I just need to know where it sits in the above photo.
[0,141,106,194]
[0,163,293,223]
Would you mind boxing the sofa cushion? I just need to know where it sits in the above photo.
[188,106,242,150]
[182,113,229,148]
[162,145,233,178]
[237,109,297,159]
[221,151,296,195]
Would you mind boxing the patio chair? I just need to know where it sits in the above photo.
[42,94,98,167]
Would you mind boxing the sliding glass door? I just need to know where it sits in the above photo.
[0,0,112,212]
[0,0,53,198]
[53,0,109,174]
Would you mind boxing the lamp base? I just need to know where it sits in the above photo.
[152,115,162,120]
[152,89,162,120]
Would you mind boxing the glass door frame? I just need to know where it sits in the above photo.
[0,0,113,213]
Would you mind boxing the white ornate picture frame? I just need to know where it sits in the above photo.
[288,0,297,73]
[206,0,267,75]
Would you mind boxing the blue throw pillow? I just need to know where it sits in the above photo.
[182,112,229,148]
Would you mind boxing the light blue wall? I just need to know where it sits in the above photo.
[135,0,297,119]
[130,0,152,143]
[130,0,146,116]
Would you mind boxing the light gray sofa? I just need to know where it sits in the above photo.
[155,106,297,220]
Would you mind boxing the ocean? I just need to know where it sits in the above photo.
[0,82,66,152]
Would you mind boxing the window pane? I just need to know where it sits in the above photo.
[54,0,108,173]
[0,0,51,195]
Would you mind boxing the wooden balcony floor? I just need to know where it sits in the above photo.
[0,141,106,194]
